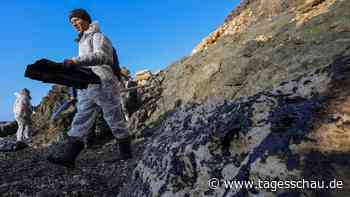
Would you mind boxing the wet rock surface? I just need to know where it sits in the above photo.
[120,55,350,197]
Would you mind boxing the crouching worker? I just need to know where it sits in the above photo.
[14,88,33,142]
[47,9,132,168]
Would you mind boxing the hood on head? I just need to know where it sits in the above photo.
[85,21,100,35]
[14,91,31,100]
[76,21,100,42]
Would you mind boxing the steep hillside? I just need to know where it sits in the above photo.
[153,0,350,121]
[121,53,350,197]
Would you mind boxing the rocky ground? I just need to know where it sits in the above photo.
[0,139,143,197]
[1,55,350,196]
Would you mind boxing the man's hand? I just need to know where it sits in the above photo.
[63,59,76,69]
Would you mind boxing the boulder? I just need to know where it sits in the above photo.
[0,121,18,137]
[0,139,27,152]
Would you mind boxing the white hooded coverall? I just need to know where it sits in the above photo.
[14,92,33,141]
[68,22,130,141]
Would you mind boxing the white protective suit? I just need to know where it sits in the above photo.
[68,22,130,141]
[13,91,33,141]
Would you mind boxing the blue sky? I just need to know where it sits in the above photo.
[0,0,240,121]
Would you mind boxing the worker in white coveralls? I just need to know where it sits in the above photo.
[47,9,132,168]
[13,88,33,142]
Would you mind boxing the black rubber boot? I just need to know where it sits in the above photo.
[117,137,132,160]
[47,136,84,168]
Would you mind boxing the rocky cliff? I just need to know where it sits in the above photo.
[31,85,73,147]
[1,0,350,196]
[155,0,349,121]
[121,54,350,197]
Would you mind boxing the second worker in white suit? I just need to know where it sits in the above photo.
[14,88,33,142]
